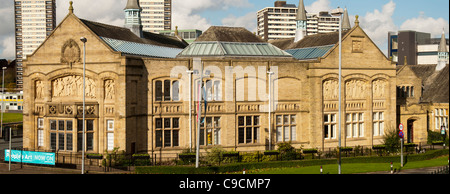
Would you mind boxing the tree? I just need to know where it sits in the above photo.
[383,127,400,153]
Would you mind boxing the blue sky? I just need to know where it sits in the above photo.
[0,0,449,59]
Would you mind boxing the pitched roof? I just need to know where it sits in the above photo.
[285,45,334,60]
[80,19,187,49]
[101,37,184,58]
[269,30,349,50]
[417,64,449,103]
[195,26,265,43]
[402,64,450,103]
[177,41,292,58]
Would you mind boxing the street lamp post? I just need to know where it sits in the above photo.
[195,62,203,169]
[80,37,87,174]
[2,67,9,171]
[267,71,274,150]
[187,69,194,152]
[331,7,344,175]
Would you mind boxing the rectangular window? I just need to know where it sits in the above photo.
[38,118,44,128]
[324,113,336,139]
[58,120,65,131]
[107,133,114,151]
[38,129,44,147]
[155,117,179,148]
[77,119,95,152]
[200,117,221,146]
[50,133,56,151]
[276,114,297,142]
[50,120,57,130]
[164,80,171,101]
[238,116,260,144]
[373,112,384,136]
[66,120,73,131]
[107,120,114,131]
[155,130,162,147]
[346,112,364,138]
[58,133,65,150]
[172,81,180,101]
[66,134,73,151]
[155,81,162,101]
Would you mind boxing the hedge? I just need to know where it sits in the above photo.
[135,149,449,174]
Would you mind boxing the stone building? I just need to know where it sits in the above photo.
[22,1,446,159]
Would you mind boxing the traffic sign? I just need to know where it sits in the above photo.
[399,131,404,139]
[399,123,404,131]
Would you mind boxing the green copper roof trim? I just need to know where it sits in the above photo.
[285,44,334,60]
[178,41,292,57]
[100,37,184,58]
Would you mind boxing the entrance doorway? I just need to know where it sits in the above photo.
[407,120,414,143]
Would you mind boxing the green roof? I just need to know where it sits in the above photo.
[100,37,184,58]
[177,41,292,57]
[285,45,334,60]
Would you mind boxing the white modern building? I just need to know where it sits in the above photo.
[139,0,172,33]
[14,0,56,89]
[0,92,24,112]
[257,0,349,41]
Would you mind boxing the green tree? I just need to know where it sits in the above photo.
[383,127,400,153]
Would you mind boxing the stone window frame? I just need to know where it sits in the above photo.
[275,114,297,142]
[346,112,364,138]
[237,115,260,144]
[154,79,181,102]
[155,117,180,148]
[323,113,336,140]
[49,119,74,152]
[199,117,221,146]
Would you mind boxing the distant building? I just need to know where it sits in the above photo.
[14,0,56,89]
[257,0,348,41]
[139,0,172,33]
[388,30,449,66]
[159,28,202,44]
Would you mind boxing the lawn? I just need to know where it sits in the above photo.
[2,113,23,123]
[247,156,449,174]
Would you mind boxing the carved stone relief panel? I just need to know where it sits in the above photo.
[323,80,338,100]
[352,37,364,53]
[104,80,115,100]
[52,75,96,98]
[35,80,44,99]
[61,39,81,66]
[372,79,387,99]
[345,80,367,99]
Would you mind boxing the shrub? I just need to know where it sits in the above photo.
[383,127,400,153]
[277,142,299,160]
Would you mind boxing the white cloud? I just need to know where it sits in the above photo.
[221,12,257,33]
[57,0,126,26]
[358,0,398,55]
[0,36,15,60]
[0,2,15,60]
[305,0,332,13]
[172,0,252,31]
[400,12,449,38]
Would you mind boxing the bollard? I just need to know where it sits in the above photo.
[320,166,323,174]
[243,168,246,174]
[390,162,393,174]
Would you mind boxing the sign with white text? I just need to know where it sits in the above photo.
[4,150,55,165]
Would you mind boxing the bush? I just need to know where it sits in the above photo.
[277,142,299,160]
[135,149,449,174]
[383,128,400,153]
